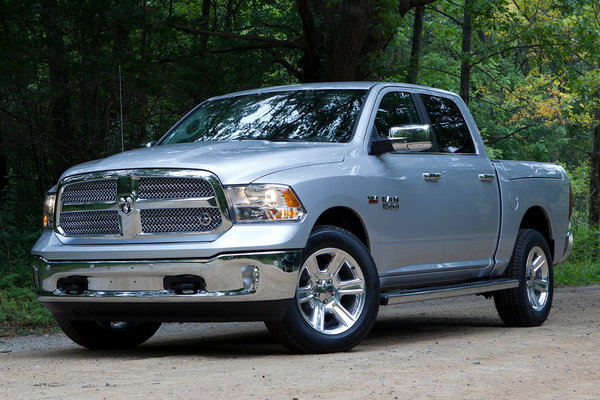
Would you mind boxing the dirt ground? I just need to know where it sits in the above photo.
[1,285,599,400]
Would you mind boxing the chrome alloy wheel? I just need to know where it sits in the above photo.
[525,245,550,311]
[296,247,367,335]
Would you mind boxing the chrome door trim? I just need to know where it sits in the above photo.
[423,172,442,181]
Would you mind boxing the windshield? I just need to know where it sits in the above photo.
[160,89,367,144]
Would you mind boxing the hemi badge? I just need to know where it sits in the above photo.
[368,196,378,204]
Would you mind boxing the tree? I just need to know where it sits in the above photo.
[406,5,425,84]
[173,0,439,82]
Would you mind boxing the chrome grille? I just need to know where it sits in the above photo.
[56,170,230,239]
[138,177,215,199]
[59,210,120,236]
[61,180,117,204]
[140,208,222,233]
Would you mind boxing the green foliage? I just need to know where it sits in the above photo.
[555,260,600,286]
[554,163,600,286]
[0,276,55,331]
[0,186,54,332]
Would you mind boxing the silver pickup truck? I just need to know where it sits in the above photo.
[32,82,573,353]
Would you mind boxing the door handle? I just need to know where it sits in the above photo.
[479,174,495,182]
[423,172,441,181]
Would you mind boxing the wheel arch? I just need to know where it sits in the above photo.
[314,206,370,251]
[519,206,554,260]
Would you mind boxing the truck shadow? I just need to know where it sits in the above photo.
[29,311,508,359]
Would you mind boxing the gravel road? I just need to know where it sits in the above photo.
[1,285,598,400]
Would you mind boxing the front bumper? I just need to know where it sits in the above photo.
[33,250,301,322]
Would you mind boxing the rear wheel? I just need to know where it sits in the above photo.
[266,225,380,353]
[494,229,554,326]
[58,320,161,350]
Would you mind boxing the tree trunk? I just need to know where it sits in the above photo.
[407,6,425,84]
[459,0,472,106]
[299,0,438,82]
[300,0,376,82]
[322,0,374,81]
[0,128,7,193]
[589,102,600,226]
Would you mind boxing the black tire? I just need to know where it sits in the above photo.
[494,229,554,327]
[57,320,161,350]
[266,225,380,353]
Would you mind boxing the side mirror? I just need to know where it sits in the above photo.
[388,124,433,152]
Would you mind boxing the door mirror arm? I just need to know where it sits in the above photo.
[369,138,395,155]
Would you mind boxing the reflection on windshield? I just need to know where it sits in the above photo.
[161,89,367,144]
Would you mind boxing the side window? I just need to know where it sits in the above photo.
[374,91,434,152]
[374,92,420,137]
[420,95,475,154]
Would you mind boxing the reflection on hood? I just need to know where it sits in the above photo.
[60,140,346,184]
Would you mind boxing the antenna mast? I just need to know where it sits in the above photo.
[119,65,124,153]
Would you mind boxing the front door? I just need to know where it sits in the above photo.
[368,90,446,279]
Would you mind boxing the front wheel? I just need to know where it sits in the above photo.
[494,229,554,326]
[266,225,380,353]
[58,320,162,350]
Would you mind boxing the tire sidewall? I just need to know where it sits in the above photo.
[283,226,380,353]
[514,230,554,324]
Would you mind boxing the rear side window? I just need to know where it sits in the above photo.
[420,95,475,154]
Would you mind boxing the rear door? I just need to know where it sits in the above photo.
[419,94,501,270]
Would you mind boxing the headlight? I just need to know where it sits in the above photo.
[43,191,56,229]
[226,184,305,222]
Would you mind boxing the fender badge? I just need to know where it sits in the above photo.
[368,196,378,204]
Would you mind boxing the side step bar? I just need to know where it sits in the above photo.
[380,278,519,306]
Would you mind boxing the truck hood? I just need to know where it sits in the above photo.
[59,141,347,184]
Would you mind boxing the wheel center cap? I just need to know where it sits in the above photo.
[315,279,335,301]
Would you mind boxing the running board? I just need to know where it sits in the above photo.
[380,279,519,306]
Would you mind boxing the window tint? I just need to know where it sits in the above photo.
[420,95,475,154]
[374,92,420,137]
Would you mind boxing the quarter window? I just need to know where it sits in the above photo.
[420,95,475,154]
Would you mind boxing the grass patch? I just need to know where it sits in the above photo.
[0,275,56,336]
[555,260,600,286]
[553,218,600,286]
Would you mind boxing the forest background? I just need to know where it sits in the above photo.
[1,0,599,331]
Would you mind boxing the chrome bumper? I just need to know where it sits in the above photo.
[33,250,301,304]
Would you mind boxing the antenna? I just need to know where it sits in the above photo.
[119,65,124,153]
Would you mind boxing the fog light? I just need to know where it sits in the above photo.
[242,265,259,291]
